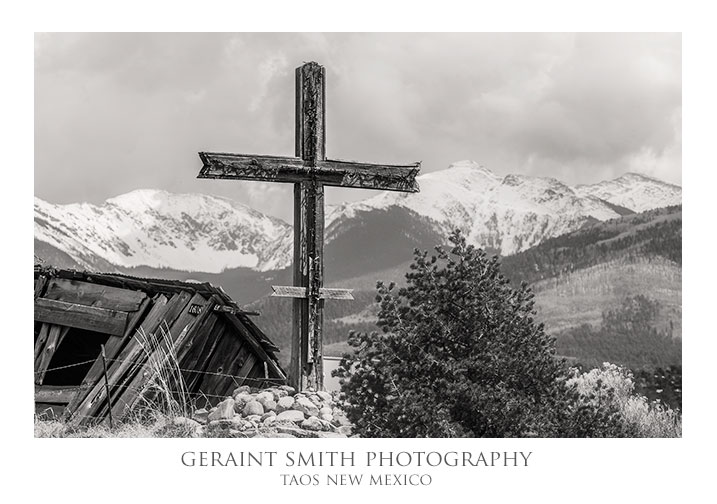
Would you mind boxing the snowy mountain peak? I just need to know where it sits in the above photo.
[616,172,678,185]
[575,172,681,213]
[326,163,680,258]
[35,163,682,275]
[34,191,293,273]
[445,159,493,173]
[106,188,168,209]
[428,160,502,184]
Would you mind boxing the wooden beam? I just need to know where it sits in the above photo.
[35,275,48,299]
[35,385,81,404]
[199,335,250,397]
[68,293,182,425]
[181,317,223,395]
[319,288,354,300]
[305,180,325,383]
[297,62,325,390]
[291,182,307,389]
[272,285,354,300]
[296,61,326,162]
[271,286,307,298]
[43,278,146,312]
[35,325,70,385]
[110,292,203,421]
[212,305,260,316]
[221,312,286,381]
[34,298,128,336]
[320,159,420,193]
[34,323,50,363]
[198,152,304,181]
[197,152,420,193]
[65,295,153,417]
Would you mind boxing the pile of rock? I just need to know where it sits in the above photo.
[175,385,354,438]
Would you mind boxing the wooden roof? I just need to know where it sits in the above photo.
[34,266,286,425]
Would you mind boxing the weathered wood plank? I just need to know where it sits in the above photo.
[68,292,184,425]
[191,320,237,398]
[175,297,218,364]
[215,347,255,398]
[92,292,192,423]
[98,292,194,422]
[35,325,70,385]
[271,285,354,300]
[114,293,207,420]
[296,61,325,163]
[320,159,420,193]
[305,179,325,388]
[180,316,222,393]
[197,335,249,399]
[67,295,153,414]
[235,353,257,386]
[222,313,286,381]
[198,153,420,192]
[319,288,354,300]
[246,358,270,387]
[35,298,128,336]
[272,286,307,298]
[212,305,260,316]
[35,275,48,299]
[36,403,67,419]
[34,323,51,363]
[198,152,304,181]
[291,182,307,390]
[35,385,81,404]
[43,278,146,312]
[295,62,325,390]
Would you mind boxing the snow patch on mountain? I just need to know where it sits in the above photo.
[575,173,682,213]
[327,161,629,255]
[34,190,292,273]
[35,164,682,274]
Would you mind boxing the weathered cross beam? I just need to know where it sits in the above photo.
[271,286,355,300]
[197,61,420,390]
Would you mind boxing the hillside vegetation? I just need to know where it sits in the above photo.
[250,206,681,370]
[500,205,681,285]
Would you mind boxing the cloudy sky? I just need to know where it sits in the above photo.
[35,33,681,222]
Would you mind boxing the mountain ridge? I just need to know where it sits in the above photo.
[35,189,293,273]
[35,163,681,276]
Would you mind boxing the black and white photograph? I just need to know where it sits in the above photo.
[10,5,714,499]
[32,32,683,439]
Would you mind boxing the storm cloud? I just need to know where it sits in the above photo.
[35,33,681,221]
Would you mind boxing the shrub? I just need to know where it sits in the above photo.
[565,363,681,437]
[334,231,680,438]
[335,231,571,437]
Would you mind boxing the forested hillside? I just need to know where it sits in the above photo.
[555,295,681,369]
[250,205,682,374]
[500,205,681,285]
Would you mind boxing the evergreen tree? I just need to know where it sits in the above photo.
[335,230,624,437]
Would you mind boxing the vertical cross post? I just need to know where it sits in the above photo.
[292,62,326,390]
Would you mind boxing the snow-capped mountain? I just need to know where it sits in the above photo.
[325,161,679,256]
[34,189,293,273]
[34,163,681,275]
[574,173,682,213]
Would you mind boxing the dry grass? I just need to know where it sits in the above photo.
[619,395,682,438]
[35,321,198,439]
[132,322,192,420]
[34,413,196,438]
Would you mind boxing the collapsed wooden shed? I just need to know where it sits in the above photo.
[34,266,286,425]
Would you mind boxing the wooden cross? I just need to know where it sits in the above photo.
[197,62,420,390]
